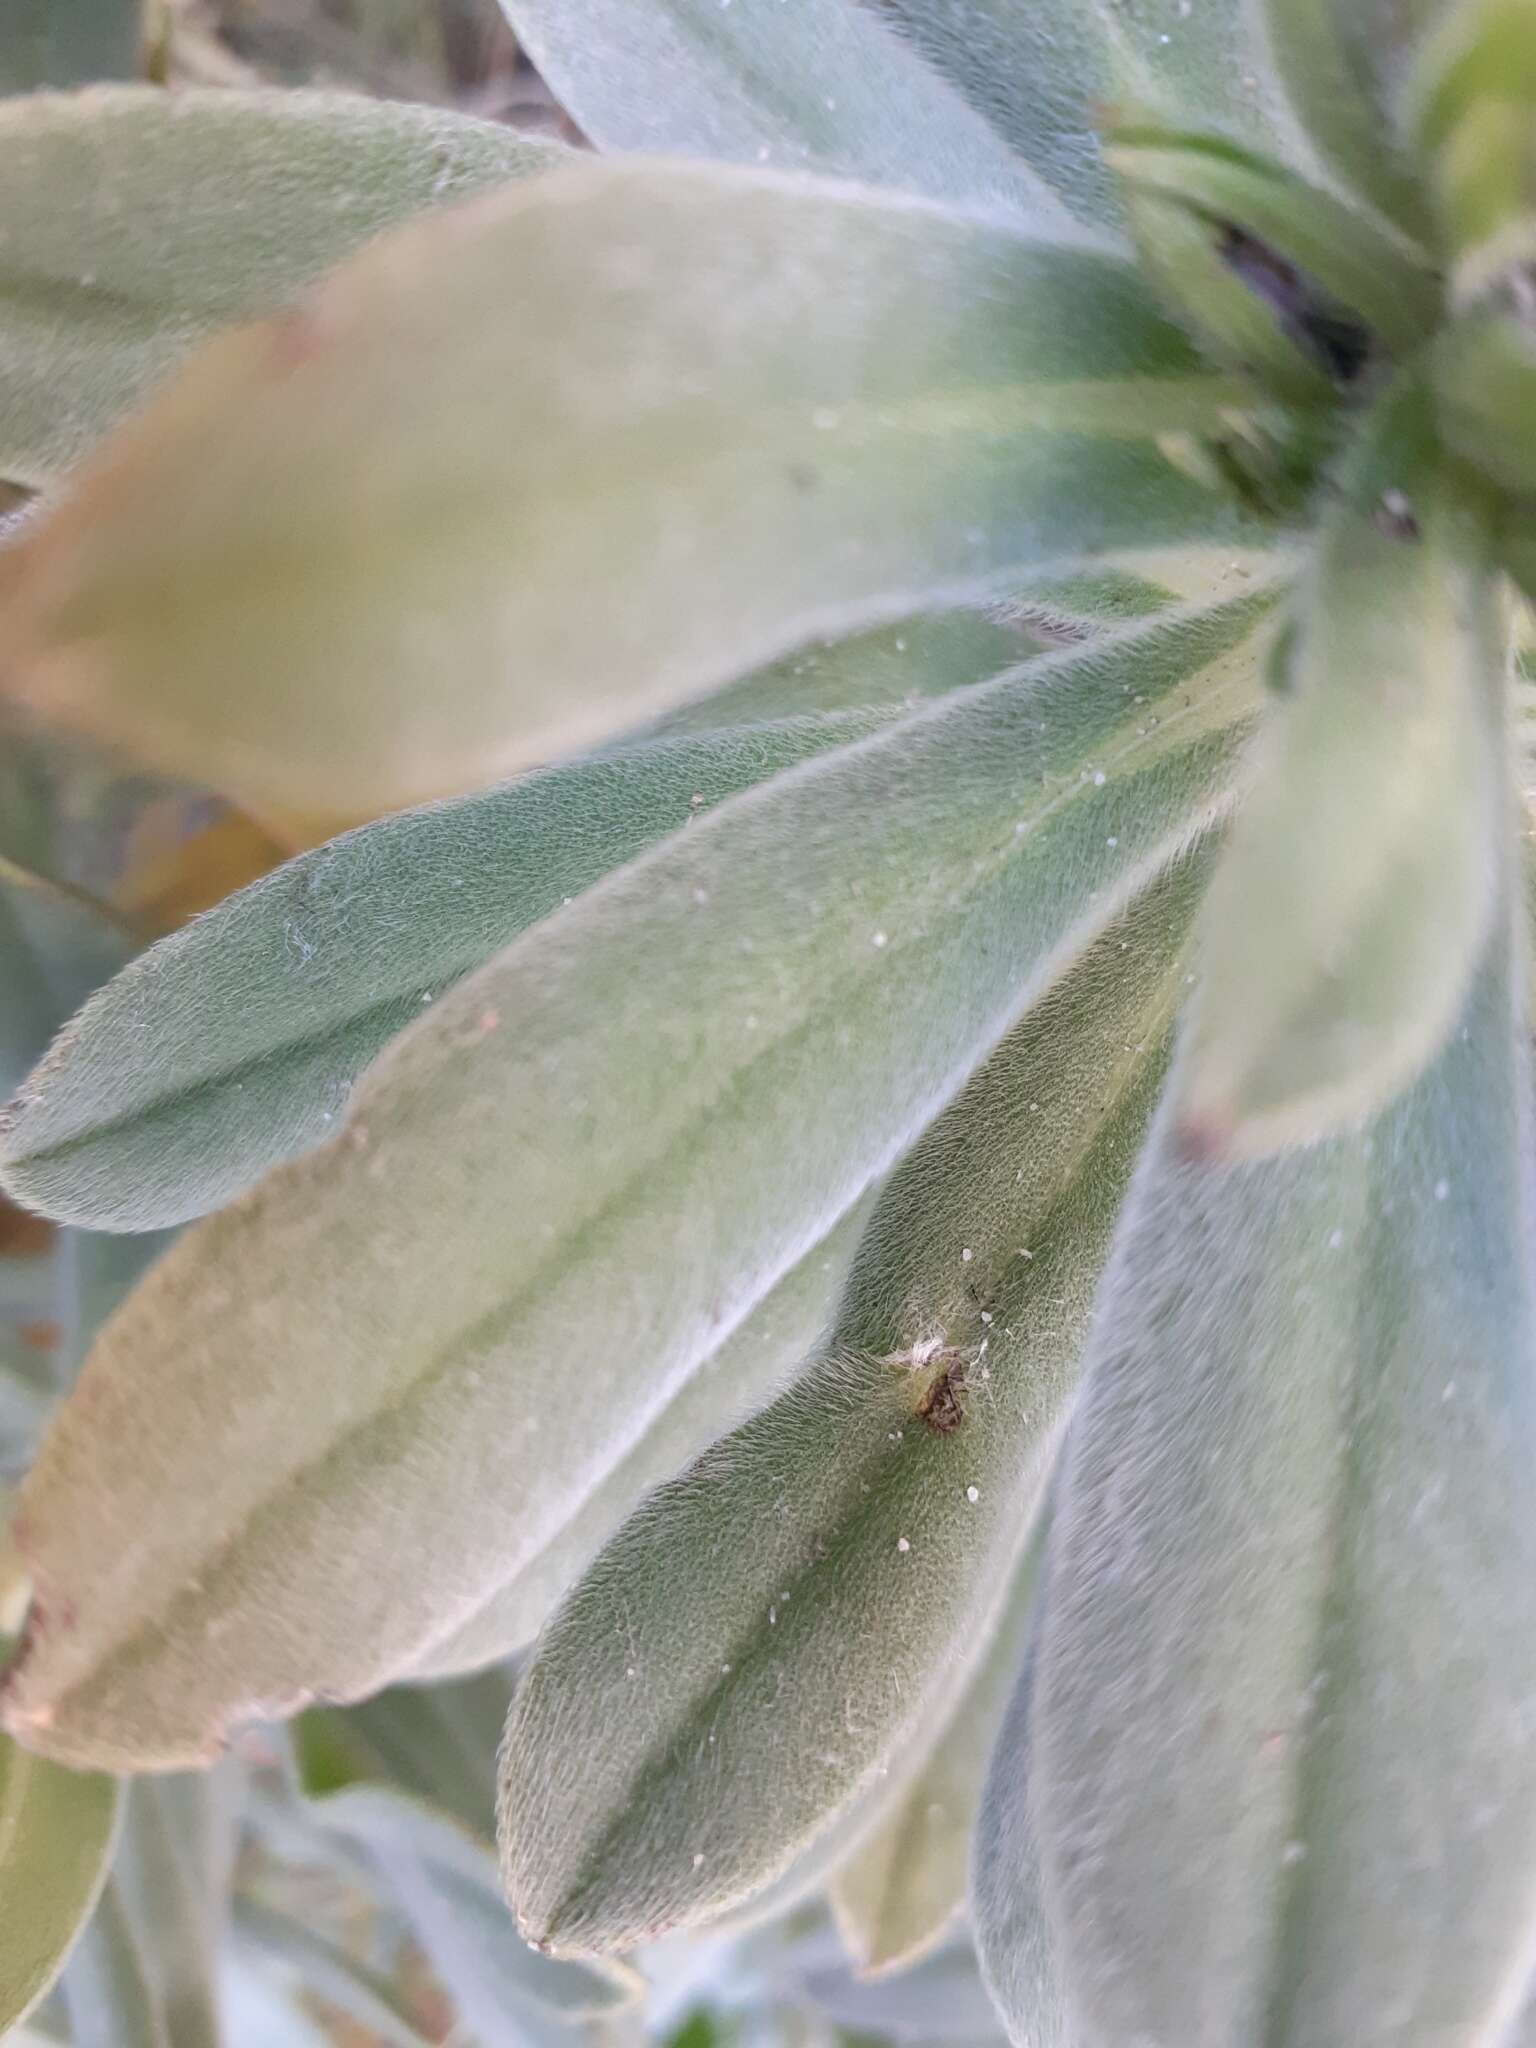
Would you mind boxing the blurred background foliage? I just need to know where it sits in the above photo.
[155,0,577,131]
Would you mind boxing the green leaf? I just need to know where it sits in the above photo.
[626,606,1044,743]
[0,157,1266,824]
[0,712,897,1231]
[1251,0,1443,241]
[0,595,1269,1770]
[830,1522,1047,1979]
[1434,307,1536,498]
[1177,380,1506,1158]
[1017,904,1536,2044]
[1102,125,1439,363]
[971,1627,1068,2048]
[409,1202,874,1677]
[878,0,1297,230]
[0,1734,121,2030]
[663,2017,719,2048]
[0,0,141,90]
[499,852,1203,1954]
[0,86,565,485]
[496,0,1069,222]
[1409,0,1536,300]
[306,1786,639,2042]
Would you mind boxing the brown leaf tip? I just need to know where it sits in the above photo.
[1173,1111,1234,1166]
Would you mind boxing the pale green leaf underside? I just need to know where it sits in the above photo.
[1,158,1263,822]
[408,1198,874,1677]
[830,1516,1048,1979]
[0,594,1268,1769]
[1179,380,1506,1156]
[0,604,1044,1234]
[972,1627,1069,2048]
[0,87,566,485]
[625,603,1046,741]
[0,1733,121,2030]
[879,0,1302,230]
[0,711,901,1231]
[500,852,1205,1953]
[1026,912,1536,2045]
[497,0,1071,225]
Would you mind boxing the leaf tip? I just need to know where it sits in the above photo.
[1172,1106,1236,1165]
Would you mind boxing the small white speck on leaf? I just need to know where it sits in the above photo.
[897,1536,911,1554]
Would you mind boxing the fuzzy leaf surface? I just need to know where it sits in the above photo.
[625,605,1043,741]
[0,158,1261,822]
[878,0,1296,230]
[0,1734,121,2030]
[830,1519,1047,1977]
[497,0,1068,222]
[499,854,1204,1953]
[0,712,897,1231]
[1024,914,1536,2046]
[972,1631,1068,2048]
[1178,381,1505,1156]
[0,87,564,485]
[0,598,1266,1769]
[409,1203,872,1675]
